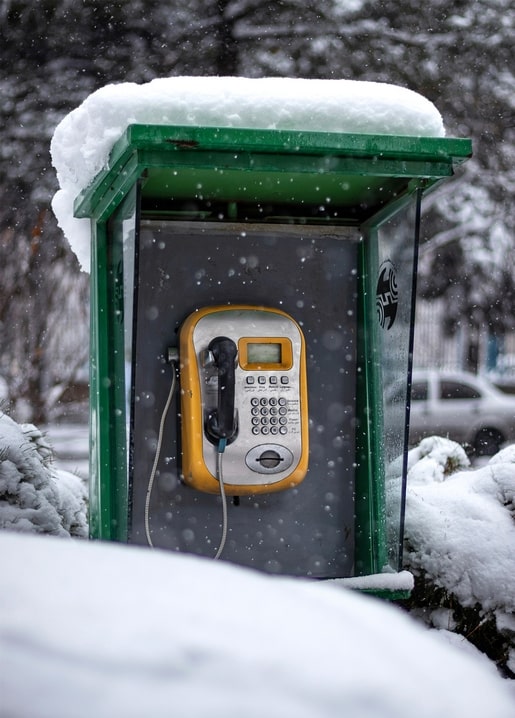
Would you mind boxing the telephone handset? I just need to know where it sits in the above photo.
[204,336,238,445]
[179,305,309,495]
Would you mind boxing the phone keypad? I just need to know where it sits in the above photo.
[250,395,289,436]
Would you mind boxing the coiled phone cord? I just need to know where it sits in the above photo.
[144,357,229,560]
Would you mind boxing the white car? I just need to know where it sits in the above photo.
[409,370,515,455]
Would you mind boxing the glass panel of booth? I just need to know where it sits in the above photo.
[372,193,420,571]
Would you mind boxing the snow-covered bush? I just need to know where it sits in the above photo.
[402,436,515,677]
[0,412,87,538]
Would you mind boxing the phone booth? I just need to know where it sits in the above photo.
[76,120,470,596]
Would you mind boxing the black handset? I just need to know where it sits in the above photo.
[205,336,238,444]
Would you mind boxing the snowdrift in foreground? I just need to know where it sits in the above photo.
[0,413,87,538]
[1,531,514,718]
[50,76,445,271]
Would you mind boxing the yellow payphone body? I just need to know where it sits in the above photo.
[179,305,309,495]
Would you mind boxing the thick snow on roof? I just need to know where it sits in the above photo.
[2,530,514,718]
[50,76,445,271]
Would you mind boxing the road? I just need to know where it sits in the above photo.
[44,423,89,480]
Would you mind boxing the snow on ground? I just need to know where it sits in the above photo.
[50,76,445,270]
[1,530,514,718]
[2,414,515,713]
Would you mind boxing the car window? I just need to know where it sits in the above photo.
[439,381,481,400]
[411,381,428,401]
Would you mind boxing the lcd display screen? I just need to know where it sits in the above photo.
[247,342,282,364]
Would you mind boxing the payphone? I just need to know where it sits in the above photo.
[179,305,309,496]
[144,304,309,557]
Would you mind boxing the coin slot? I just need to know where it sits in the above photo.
[245,443,294,474]
[257,449,282,469]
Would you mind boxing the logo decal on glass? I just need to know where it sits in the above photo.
[376,259,398,330]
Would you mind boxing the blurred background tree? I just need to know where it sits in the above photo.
[0,0,513,420]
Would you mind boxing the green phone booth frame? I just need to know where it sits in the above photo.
[76,124,471,596]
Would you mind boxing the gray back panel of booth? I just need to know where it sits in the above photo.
[129,221,359,578]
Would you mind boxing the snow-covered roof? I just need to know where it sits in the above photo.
[50,77,446,271]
